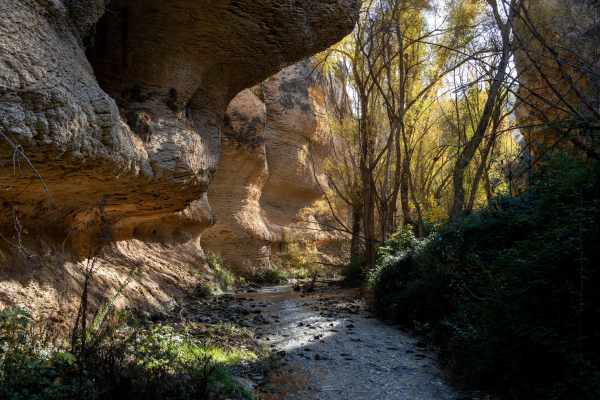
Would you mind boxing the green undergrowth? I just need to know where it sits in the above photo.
[214,266,237,291]
[206,251,242,292]
[256,264,289,284]
[256,265,315,284]
[0,307,262,399]
[369,155,600,399]
[289,268,311,280]
[340,253,366,287]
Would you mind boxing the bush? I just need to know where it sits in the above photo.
[214,267,236,291]
[125,110,148,129]
[257,264,288,284]
[206,251,222,269]
[206,251,238,291]
[368,155,600,399]
[0,306,260,399]
[283,229,319,271]
[340,254,366,287]
[194,283,214,298]
[289,268,311,280]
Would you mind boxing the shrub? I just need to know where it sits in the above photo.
[339,254,366,287]
[126,110,147,129]
[368,155,600,399]
[206,251,222,268]
[283,229,319,270]
[214,267,236,291]
[0,306,260,399]
[257,264,288,284]
[206,251,238,291]
[126,110,153,142]
[144,121,153,134]
[194,283,214,298]
[289,268,311,279]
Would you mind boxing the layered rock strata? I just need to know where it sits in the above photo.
[0,0,360,309]
[0,0,360,243]
[201,62,344,277]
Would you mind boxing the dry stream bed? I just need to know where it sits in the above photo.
[159,283,500,400]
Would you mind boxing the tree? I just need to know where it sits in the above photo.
[450,0,520,220]
[511,0,600,161]
[313,0,511,266]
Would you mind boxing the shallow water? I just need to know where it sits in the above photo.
[228,284,498,400]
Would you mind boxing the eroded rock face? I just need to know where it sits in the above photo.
[261,64,336,258]
[0,0,359,308]
[200,86,272,276]
[202,62,341,277]
[0,0,360,245]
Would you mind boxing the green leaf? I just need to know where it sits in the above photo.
[57,352,77,365]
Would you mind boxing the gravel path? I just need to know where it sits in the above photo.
[240,284,496,400]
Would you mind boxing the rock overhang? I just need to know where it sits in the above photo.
[0,0,360,246]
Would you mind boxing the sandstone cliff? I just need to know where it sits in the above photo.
[201,61,341,277]
[0,0,360,310]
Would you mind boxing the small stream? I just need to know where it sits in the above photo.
[226,284,498,400]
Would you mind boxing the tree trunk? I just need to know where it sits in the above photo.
[350,205,362,262]
[450,0,515,220]
[359,107,376,270]
[466,134,497,213]
[400,156,412,227]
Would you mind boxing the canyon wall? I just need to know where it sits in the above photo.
[0,0,360,310]
[201,61,342,277]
